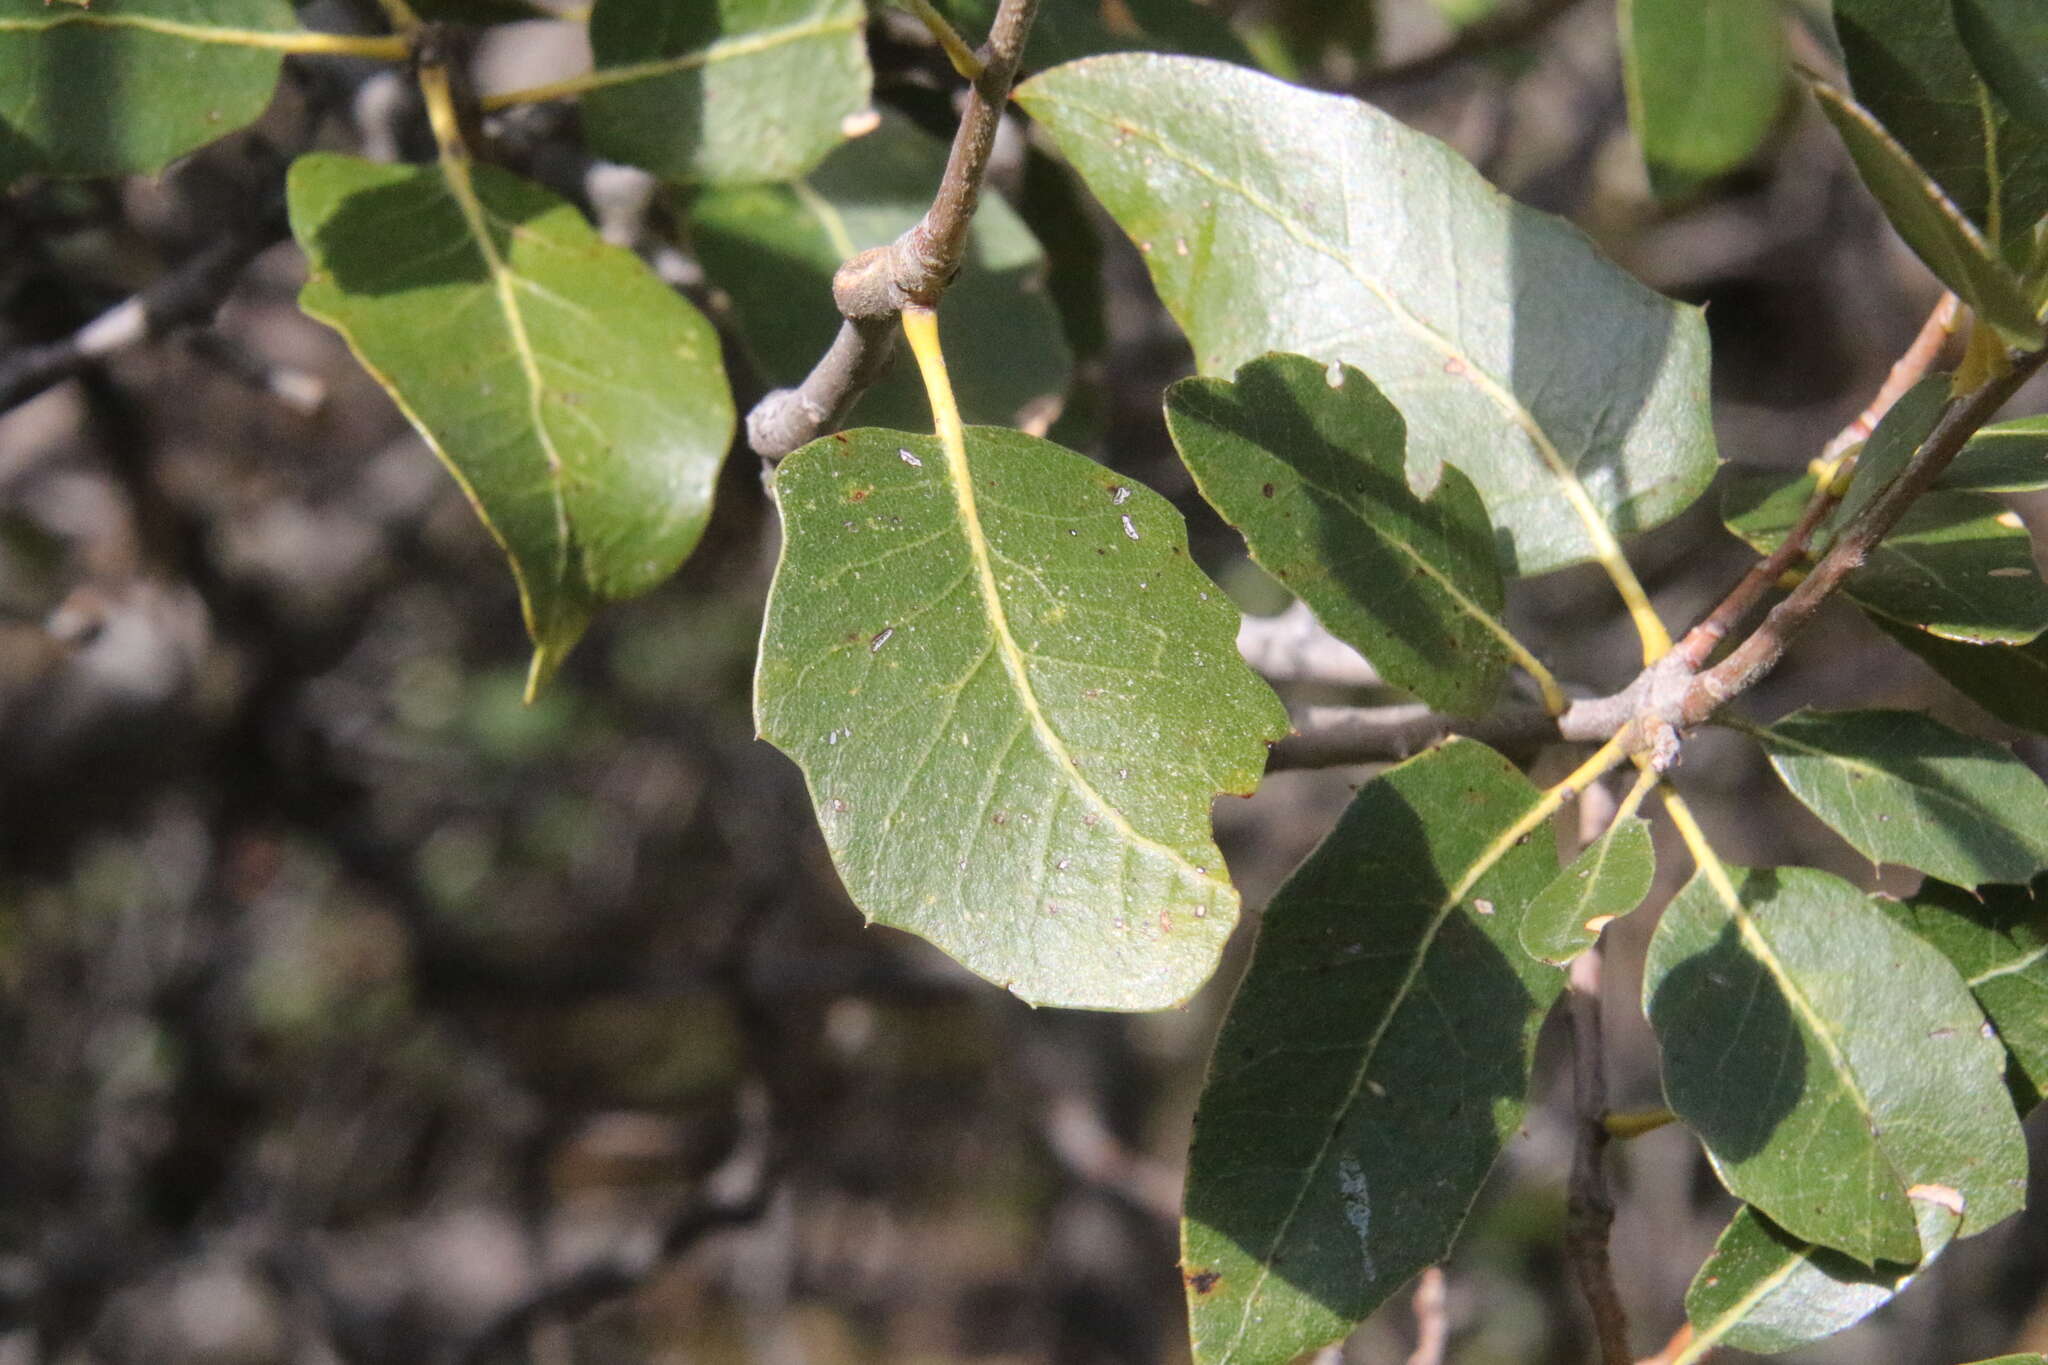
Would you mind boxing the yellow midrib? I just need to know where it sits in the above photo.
[0,11,406,58]
[478,8,862,110]
[436,157,576,586]
[1217,737,1621,1362]
[899,310,1227,900]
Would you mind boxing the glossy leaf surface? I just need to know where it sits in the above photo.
[689,114,1072,431]
[1834,0,2048,263]
[1833,375,1949,530]
[1018,54,1718,578]
[1519,814,1655,965]
[931,0,1255,68]
[1164,354,1510,715]
[1940,416,2048,493]
[1887,876,2048,1110]
[289,153,734,688]
[0,0,292,178]
[582,0,870,185]
[1723,472,2048,645]
[1872,618,2048,735]
[1621,0,1785,196]
[1809,77,2044,346]
[1755,708,2048,887]
[1679,1194,1963,1359]
[1182,739,1562,1365]
[756,426,1286,1011]
[1956,0,2048,130]
[1644,865,2025,1264]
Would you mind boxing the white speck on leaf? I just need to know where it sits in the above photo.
[1337,1158,1377,1279]
[1111,484,1131,504]
[1325,360,1345,387]
[898,448,923,467]
[1121,514,1139,540]
[870,627,894,652]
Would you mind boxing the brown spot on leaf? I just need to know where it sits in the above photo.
[849,487,870,502]
[1183,1268,1222,1296]
[1261,482,1275,497]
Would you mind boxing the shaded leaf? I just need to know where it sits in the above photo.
[1182,739,1563,1365]
[1873,616,2048,735]
[409,0,556,22]
[1956,0,2048,131]
[1679,1193,1963,1359]
[1939,415,2048,493]
[1885,875,2048,1110]
[1163,354,1511,715]
[1519,815,1655,965]
[1620,0,1786,196]
[932,0,1257,69]
[689,113,1072,430]
[0,0,294,178]
[582,0,870,185]
[1643,865,2025,1263]
[1722,470,2048,645]
[288,153,734,689]
[755,426,1286,1011]
[1754,708,2048,887]
[1833,375,1950,530]
[1809,77,2044,347]
[1835,0,2048,264]
[1017,54,1718,578]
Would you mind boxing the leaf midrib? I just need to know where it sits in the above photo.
[575,8,860,99]
[1218,781,1553,1362]
[0,11,301,47]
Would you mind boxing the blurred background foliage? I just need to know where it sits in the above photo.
[1,0,2045,1362]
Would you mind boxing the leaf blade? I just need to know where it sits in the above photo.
[1754,708,2048,887]
[1621,0,1786,196]
[288,153,734,687]
[581,0,871,185]
[755,426,1286,1011]
[1644,865,2026,1263]
[1182,739,1564,1365]
[1017,54,1719,578]
[1164,354,1511,714]
[1519,814,1655,964]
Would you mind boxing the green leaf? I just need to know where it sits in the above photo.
[1679,1194,1964,1359]
[1939,415,2048,493]
[288,153,734,691]
[1833,375,1951,530]
[1754,708,2048,886]
[409,0,556,22]
[0,0,295,178]
[581,0,871,185]
[929,0,1258,69]
[689,113,1072,430]
[1620,0,1786,197]
[1808,77,2045,347]
[1874,617,2048,734]
[1722,471,2048,645]
[1955,0,2048,131]
[1518,815,1655,965]
[1163,354,1511,715]
[1644,865,2026,1264]
[1885,875,2048,1110]
[1835,0,2048,264]
[1017,54,1719,579]
[755,426,1286,1011]
[1182,739,1563,1365]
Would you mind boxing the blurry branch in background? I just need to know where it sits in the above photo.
[745,0,1043,459]
[1268,700,1558,770]
[1367,0,1589,88]
[0,205,287,415]
[1564,945,1631,1365]
[1404,1266,1449,1365]
[1236,601,1383,686]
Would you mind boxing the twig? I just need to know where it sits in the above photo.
[1404,1266,1449,1365]
[0,217,286,415]
[1679,341,2048,725]
[1565,948,1632,1365]
[1672,291,1960,670]
[1267,700,1559,770]
[745,0,1042,458]
[1367,0,1587,87]
[1237,602,1383,687]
